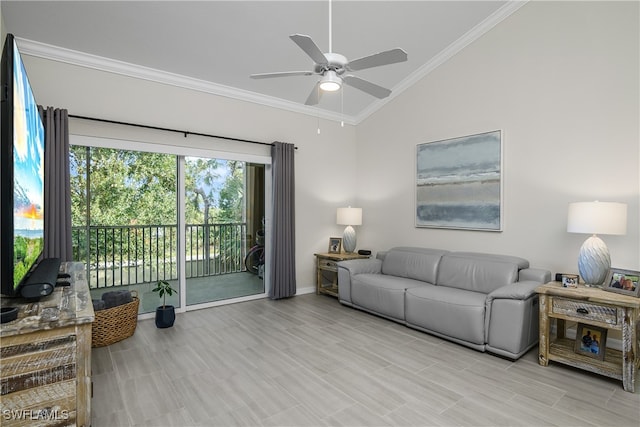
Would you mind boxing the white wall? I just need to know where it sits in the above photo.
[21,56,358,293]
[356,1,639,275]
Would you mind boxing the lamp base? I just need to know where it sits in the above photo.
[343,225,357,254]
[577,235,611,287]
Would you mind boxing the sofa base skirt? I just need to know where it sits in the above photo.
[351,303,407,325]
[405,322,487,353]
[338,299,354,308]
[486,342,537,360]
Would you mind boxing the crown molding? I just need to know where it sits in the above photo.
[16,1,526,127]
[15,37,357,125]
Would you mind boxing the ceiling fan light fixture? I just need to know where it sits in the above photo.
[319,70,342,92]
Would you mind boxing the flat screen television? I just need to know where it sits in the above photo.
[1,33,59,300]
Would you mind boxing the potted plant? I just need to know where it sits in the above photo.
[152,280,176,328]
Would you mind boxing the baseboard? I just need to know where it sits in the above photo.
[295,286,316,296]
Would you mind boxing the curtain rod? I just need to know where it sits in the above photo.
[69,114,296,149]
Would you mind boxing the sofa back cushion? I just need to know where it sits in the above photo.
[452,252,529,269]
[437,253,521,294]
[381,247,449,284]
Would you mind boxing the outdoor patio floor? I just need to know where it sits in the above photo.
[89,272,264,314]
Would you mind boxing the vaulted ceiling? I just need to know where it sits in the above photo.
[2,1,524,124]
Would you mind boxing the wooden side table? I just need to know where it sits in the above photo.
[1,262,94,425]
[537,281,640,392]
[314,252,369,297]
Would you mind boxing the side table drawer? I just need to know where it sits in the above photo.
[552,298,618,325]
[318,259,338,272]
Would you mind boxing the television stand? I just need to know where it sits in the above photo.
[0,262,94,425]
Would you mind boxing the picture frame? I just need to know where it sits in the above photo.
[575,323,607,361]
[416,130,502,231]
[328,237,342,254]
[603,268,640,297]
[561,274,579,288]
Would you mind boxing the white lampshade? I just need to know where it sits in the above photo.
[567,201,627,235]
[567,201,627,286]
[337,207,362,254]
[337,207,362,226]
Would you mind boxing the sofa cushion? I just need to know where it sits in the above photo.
[381,247,448,284]
[405,286,486,345]
[436,254,519,294]
[351,273,427,322]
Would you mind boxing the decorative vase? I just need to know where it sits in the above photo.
[155,305,175,328]
[342,225,357,253]
[577,235,611,287]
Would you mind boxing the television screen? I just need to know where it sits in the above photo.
[1,34,47,297]
[12,36,45,288]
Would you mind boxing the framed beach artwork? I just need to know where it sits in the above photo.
[416,130,503,231]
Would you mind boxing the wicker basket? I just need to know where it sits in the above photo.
[92,291,139,347]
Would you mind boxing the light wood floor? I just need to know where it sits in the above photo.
[91,294,640,427]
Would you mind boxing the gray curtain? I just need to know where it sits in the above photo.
[269,141,296,299]
[39,106,73,261]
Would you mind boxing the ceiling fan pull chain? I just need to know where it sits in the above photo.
[341,88,344,127]
[328,0,333,53]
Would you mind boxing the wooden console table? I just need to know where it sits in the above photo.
[537,281,640,392]
[315,252,369,297]
[1,262,94,426]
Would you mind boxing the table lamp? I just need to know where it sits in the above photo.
[337,207,362,254]
[567,201,627,287]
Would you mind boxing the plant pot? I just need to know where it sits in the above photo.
[155,305,175,328]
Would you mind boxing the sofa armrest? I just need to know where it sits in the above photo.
[487,280,541,301]
[337,259,382,305]
[485,280,542,358]
[338,258,383,275]
[519,268,551,284]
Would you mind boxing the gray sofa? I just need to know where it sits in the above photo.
[337,247,551,359]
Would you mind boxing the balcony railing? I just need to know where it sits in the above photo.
[72,223,249,289]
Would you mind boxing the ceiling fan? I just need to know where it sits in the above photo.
[250,1,408,106]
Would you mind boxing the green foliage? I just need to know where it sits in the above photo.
[152,280,177,308]
[69,146,88,227]
[69,146,248,272]
[70,146,177,227]
[185,157,220,224]
[217,161,244,223]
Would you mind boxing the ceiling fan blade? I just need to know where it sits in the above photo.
[343,75,392,99]
[290,34,328,66]
[305,82,323,106]
[347,48,407,71]
[250,71,314,79]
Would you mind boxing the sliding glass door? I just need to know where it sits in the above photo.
[70,146,180,313]
[70,137,269,314]
[183,157,265,305]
